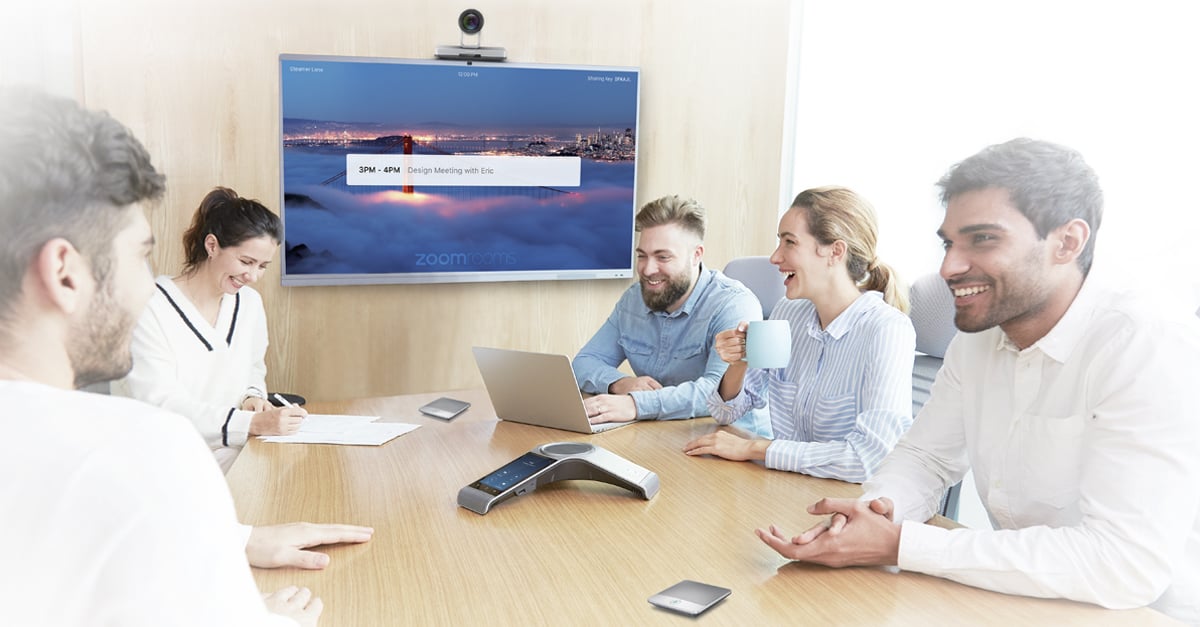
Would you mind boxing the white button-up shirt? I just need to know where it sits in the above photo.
[863,278,1200,622]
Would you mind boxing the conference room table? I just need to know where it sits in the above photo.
[226,389,1175,626]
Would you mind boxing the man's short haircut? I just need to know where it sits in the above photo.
[0,88,165,324]
[634,195,706,241]
[937,137,1103,275]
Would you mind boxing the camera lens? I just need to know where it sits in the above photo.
[458,9,484,35]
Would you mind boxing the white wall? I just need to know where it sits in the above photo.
[790,0,1200,314]
[788,1,1200,527]
[0,1,79,98]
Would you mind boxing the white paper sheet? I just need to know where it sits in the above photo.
[258,414,420,446]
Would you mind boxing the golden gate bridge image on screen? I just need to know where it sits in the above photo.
[302,127,634,201]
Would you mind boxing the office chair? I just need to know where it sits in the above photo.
[908,271,963,520]
[723,256,786,319]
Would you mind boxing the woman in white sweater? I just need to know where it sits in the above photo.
[113,187,306,472]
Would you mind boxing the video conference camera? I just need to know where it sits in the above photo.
[435,8,507,62]
[458,9,484,35]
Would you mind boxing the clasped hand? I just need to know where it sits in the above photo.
[755,497,901,568]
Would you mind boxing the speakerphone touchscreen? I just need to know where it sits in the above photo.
[469,452,554,496]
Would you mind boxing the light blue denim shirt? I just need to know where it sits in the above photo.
[572,266,771,436]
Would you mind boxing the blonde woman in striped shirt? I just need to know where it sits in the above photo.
[684,187,915,482]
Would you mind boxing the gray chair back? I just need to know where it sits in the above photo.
[910,272,957,359]
[723,256,786,319]
[908,271,961,519]
[909,272,957,416]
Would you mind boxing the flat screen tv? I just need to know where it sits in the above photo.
[279,54,640,286]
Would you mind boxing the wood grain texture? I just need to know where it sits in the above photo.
[19,0,794,399]
[226,390,1176,626]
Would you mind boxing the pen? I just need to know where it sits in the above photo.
[273,393,295,408]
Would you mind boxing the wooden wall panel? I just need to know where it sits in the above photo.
[15,0,793,400]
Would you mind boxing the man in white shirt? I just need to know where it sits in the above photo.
[0,88,372,625]
[754,138,1200,623]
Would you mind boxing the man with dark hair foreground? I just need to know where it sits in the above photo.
[0,87,372,626]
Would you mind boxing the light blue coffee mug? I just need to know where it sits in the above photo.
[745,319,792,369]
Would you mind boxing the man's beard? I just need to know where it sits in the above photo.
[640,270,693,312]
[950,244,1050,334]
[68,278,137,388]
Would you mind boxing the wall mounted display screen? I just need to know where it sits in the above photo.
[279,54,640,286]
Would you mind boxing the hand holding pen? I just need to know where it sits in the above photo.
[249,394,308,436]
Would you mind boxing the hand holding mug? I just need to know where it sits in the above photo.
[714,322,750,364]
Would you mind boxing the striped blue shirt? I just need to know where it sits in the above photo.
[708,291,915,482]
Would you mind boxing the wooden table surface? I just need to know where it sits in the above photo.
[226,389,1175,625]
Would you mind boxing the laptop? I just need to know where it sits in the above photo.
[472,347,635,434]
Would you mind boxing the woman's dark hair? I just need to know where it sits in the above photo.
[181,187,282,273]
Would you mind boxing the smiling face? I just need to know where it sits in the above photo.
[937,187,1055,335]
[204,234,279,294]
[636,223,702,312]
[769,207,835,301]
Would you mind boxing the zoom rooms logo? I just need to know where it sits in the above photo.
[415,251,518,267]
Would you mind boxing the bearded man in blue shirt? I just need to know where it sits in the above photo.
[572,195,769,436]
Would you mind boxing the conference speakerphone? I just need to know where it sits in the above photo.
[457,442,660,514]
